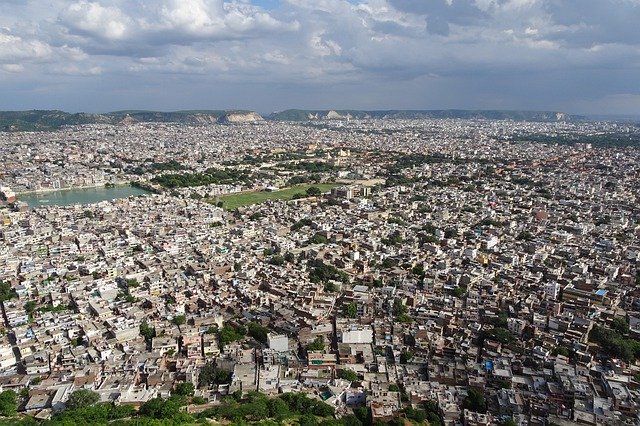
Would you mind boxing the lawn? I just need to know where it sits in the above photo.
[212,183,339,210]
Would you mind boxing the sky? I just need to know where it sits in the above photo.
[0,0,639,115]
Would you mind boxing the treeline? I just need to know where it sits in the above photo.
[281,161,338,173]
[151,167,253,188]
[129,160,189,175]
[199,391,338,424]
[308,259,349,284]
[590,323,640,362]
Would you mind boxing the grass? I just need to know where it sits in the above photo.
[211,183,338,210]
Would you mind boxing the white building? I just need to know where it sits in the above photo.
[339,325,373,344]
[267,333,289,352]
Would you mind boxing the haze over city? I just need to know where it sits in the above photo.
[1,0,639,115]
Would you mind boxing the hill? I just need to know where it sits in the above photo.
[0,108,584,131]
[0,110,263,131]
[267,109,580,122]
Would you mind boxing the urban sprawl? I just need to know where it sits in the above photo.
[0,118,639,426]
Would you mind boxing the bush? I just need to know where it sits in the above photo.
[65,389,100,411]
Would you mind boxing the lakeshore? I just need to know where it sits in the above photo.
[16,184,152,207]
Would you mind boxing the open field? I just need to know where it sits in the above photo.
[211,183,339,210]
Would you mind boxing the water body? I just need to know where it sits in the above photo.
[18,185,152,208]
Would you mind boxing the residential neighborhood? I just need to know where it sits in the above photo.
[0,118,639,425]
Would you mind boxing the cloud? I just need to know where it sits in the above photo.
[60,1,132,41]
[0,0,639,114]
[0,31,52,62]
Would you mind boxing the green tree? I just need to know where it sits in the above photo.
[219,324,246,347]
[612,317,630,335]
[140,321,156,341]
[498,418,517,426]
[346,302,357,318]
[392,298,407,316]
[65,389,100,411]
[173,315,187,326]
[306,186,322,197]
[307,336,325,352]
[173,382,195,397]
[24,301,37,314]
[267,397,291,420]
[324,282,338,293]
[453,286,466,298]
[248,322,269,344]
[399,351,414,364]
[463,388,487,413]
[310,233,328,244]
[139,396,185,419]
[0,390,17,417]
[192,396,207,405]
[339,369,359,382]
[268,255,285,266]
[284,252,295,263]
[198,362,232,388]
[0,281,17,302]
[396,313,411,324]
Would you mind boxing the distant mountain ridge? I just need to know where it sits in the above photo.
[267,109,580,122]
[0,108,582,131]
[0,110,262,131]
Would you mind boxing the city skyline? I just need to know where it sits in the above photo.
[1,0,639,115]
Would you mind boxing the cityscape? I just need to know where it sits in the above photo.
[0,115,639,426]
[2,0,640,425]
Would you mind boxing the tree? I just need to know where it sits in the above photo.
[612,317,630,335]
[453,286,466,298]
[392,298,407,316]
[346,302,357,318]
[199,362,232,388]
[284,252,295,263]
[268,255,285,266]
[310,233,328,244]
[463,388,487,413]
[307,336,325,352]
[139,396,187,420]
[24,301,37,314]
[306,186,322,197]
[396,313,411,324]
[65,389,100,411]
[339,369,359,382]
[399,351,414,364]
[140,321,156,341]
[498,418,517,426]
[0,281,17,302]
[173,382,195,397]
[219,324,246,347]
[192,396,207,405]
[267,397,291,420]
[248,322,269,344]
[173,315,187,326]
[0,390,17,417]
[324,282,338,293]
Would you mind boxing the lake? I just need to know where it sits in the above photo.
[17,185,152,208]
